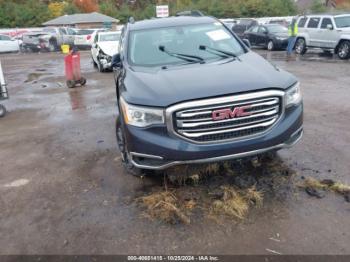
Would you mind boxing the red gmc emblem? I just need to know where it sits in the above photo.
[212,105,252,121]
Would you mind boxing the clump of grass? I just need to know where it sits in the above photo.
[329,182,350,194]
[245,185,264,207]
[300,177,350,198]
[302,177,328,190]
[138,191,191,224]
[211,186,263,220]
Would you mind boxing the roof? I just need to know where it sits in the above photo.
[128,16,217,31]
[43,12,119,26]
[301,12,350,17]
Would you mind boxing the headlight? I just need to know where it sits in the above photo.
[120,97,165,127]
[285,82,302,107]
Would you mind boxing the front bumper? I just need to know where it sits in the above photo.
[124,103,303,170]
[274,39,288,49]
[99,57,112,69]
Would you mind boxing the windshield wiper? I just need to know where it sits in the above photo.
[159,46,204,63]
[199,45,241,61]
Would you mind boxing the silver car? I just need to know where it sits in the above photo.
[295,14,350,59]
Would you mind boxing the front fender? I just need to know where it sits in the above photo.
[339,34,350,41]
[296,33,310,44]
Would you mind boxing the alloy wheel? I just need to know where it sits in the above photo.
[338,41,350,60]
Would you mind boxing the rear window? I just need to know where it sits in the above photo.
[298,17,307,28]
[307,17,321,28]
[77,29,95,35]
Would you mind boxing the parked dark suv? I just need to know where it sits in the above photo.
[112,16,303,174]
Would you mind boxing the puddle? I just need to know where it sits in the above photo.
[24,72,52,83]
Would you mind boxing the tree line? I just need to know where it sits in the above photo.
[0,0,347,28]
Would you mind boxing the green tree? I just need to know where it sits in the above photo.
[310,0,327,13]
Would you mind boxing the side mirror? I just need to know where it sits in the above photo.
[327,24,334,30]
[243,39,251,48]
[112,53,122,68]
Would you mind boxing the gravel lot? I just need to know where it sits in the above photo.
[0,50,349,255]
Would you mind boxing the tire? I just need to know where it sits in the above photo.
[92,58,97,68]
[295,38,307,55]
[80,77,87,86]
[66,80,76,88]
[116,116,144,176]
[337,41,350,60]
[48,39,58,52]
[97,60,104,73]
[0,104,6,118]
[267,40,274,51]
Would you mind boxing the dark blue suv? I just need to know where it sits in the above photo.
[113,16,303,175]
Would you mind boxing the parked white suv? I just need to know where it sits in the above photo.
[295,14,350,59]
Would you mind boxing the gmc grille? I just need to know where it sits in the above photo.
[166,90,284,143]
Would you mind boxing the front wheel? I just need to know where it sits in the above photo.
[97,60,104,73]
[267,40,274,51]
[116,117,144,176]
[337,41,350,60]
[0,104,7,118]
[295,38,307,55]
[48,40,57,52]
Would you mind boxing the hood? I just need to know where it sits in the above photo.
[273,32,288,38]
[98,41,119,56]
[122,51,297,107]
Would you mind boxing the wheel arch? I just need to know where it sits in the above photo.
[335,38,350,53]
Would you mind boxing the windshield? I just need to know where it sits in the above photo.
[267,25,288,33]
[99,33,120,42]
[335,16,350,28]
[128,23,245,67]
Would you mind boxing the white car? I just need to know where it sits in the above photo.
[295,14,350,59]
[74,28,107,49]
[0,34,20,53]
[91,31,121,72]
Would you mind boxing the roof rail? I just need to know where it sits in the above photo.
[175,10,205,17]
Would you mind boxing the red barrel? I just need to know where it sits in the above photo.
[64,51,86,88]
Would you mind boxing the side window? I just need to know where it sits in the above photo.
[258,26,267,34]
[298,17,307,28]
[0,35,10,41]
[250,26,259,33]
[321,18,333,29]
[307,17,321,28]
[59,28,67,35]
[94,33,98,43]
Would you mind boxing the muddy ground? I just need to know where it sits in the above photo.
[0,50,349,255]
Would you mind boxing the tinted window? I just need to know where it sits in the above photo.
[307,17,320,28]
[129,23,245,67]
[298,17,307,28]
[321,18,333,29]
